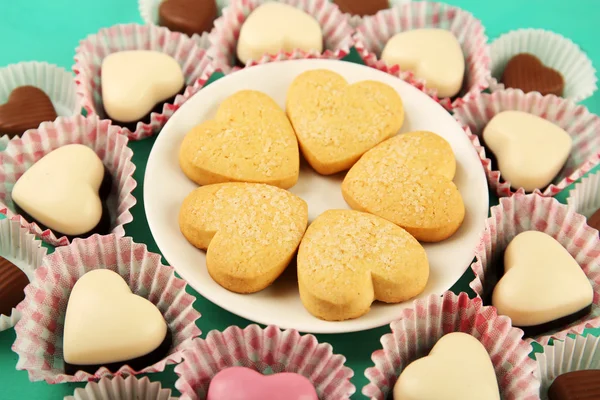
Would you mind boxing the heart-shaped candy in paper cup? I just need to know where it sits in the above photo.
[453,89,600,198]
[73,23,215,141]
[362,292,539,400]
[469,193,600,345]
[12,234,201,383]
[0,115,137,247]
[174,325,355,400]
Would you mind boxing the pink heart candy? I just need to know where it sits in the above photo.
[207,366,319,400]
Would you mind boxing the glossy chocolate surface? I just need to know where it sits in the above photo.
[0,257,29,316]
[0,86,58,137]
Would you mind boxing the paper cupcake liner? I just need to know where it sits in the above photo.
[0,115,137,247]
[362,292,539,400]
[0,62,80,127]
[73,23,214,141]
[0,218,47,332]
[353,1,491,111]
[535,334,600,399]
[566,171,600,219]
[174,324,355,400]
[65,376,178,400]
[208,0,355,72]
[453,89,600,197]
[12,234,202,383]
[489,29,597,103]
[469,193,600,345]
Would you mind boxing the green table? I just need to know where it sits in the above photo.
[1,1,599,398]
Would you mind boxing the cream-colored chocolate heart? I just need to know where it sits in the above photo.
[394,332,500,400]
[286,69,405,175]
[381,29,465,98]
[12,144,106,236]
[63,269,167,365]
[179,90,300,189]
[483,111,572,192]
[101,50,184,123]
[237,2,323,65]
[492,231,593,327]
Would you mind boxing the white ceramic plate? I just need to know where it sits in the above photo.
[144,59,489,333]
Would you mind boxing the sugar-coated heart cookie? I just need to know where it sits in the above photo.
[501,53,564,96]
[286,69,404,175]
[297,209,428,321]
[63,269,168,367]
[381,29,465,98]
[207,367,318,400]
[101,50,184,124]
[0,86,57,137]
[342,131,465,242]
[237,2,323,65]
[179,182,308,294]
[483,110,572,192]
[394,332,500,400]
[492,231,593,330]
[179,90,300,189]
[159,0,217,37]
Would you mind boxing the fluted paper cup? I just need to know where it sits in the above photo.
[65,376,178,400]
[567,171,600,219]
[489,29,597,103]
[174,324,355,400]
[362,292,539,400]
[469,193,600,345]
[12,234,202,383]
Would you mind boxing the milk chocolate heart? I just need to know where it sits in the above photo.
[501,53,564,96]
[549,370,600,400]
[0,86,57,137]
[333,0,389,16]
[207,367,318,400]
[159,0,217,37]
[0,257,29,316]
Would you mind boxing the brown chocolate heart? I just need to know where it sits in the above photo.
[501,53,565,96]
[588,208,600,233]
[158,0,217,37]
[333,0,389,16]
[0,257,29,316]
[548,370,600,400]
[0,86,58,137]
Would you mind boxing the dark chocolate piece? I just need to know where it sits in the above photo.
[548,369,600,400]
[588,208,600,232]
[0,258,29,316]
[333,0,389,16]
[501,53,564,97]
[0,86,58,137]
[64,328,172,375]
[158,0,217,37]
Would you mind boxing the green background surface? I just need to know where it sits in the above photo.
[0,0,599,399]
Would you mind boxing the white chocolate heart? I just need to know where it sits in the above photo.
[63,269,167,365]
[492,231,593,327]
[381,29,465,98]
[483,111,572,192]
[101,50,184,123]
[12,144,105,236]
[236,2,323,65]
[394,332,500,400]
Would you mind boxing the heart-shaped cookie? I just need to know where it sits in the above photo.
[179,90,300,189]
[394,332,500,400]
[501,53,564,96]
[342,131,465,242]
[207,367,318,400]
[63,269,168,367]
[297,209,428,321]
[483,110,572,192]
[0,86,57,137]
[286,69,404,175]
[101,50,184,124]
[492,231,593,331]
[158,0,217,37]
[237,2,323,65]
[381,29,465,98]
[179,182,308,294]
[12,144,112,237]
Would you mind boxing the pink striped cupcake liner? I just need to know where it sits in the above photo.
[12,234,202,383]
[0,115,137,247]
[73,23,215,141]
[174,324,355,400]
[566,171,600,219]
[469,193,600,345]
[453,89,600,198]
[362,292,539,400]
[208,0,355,73]
[353,1,490,111]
